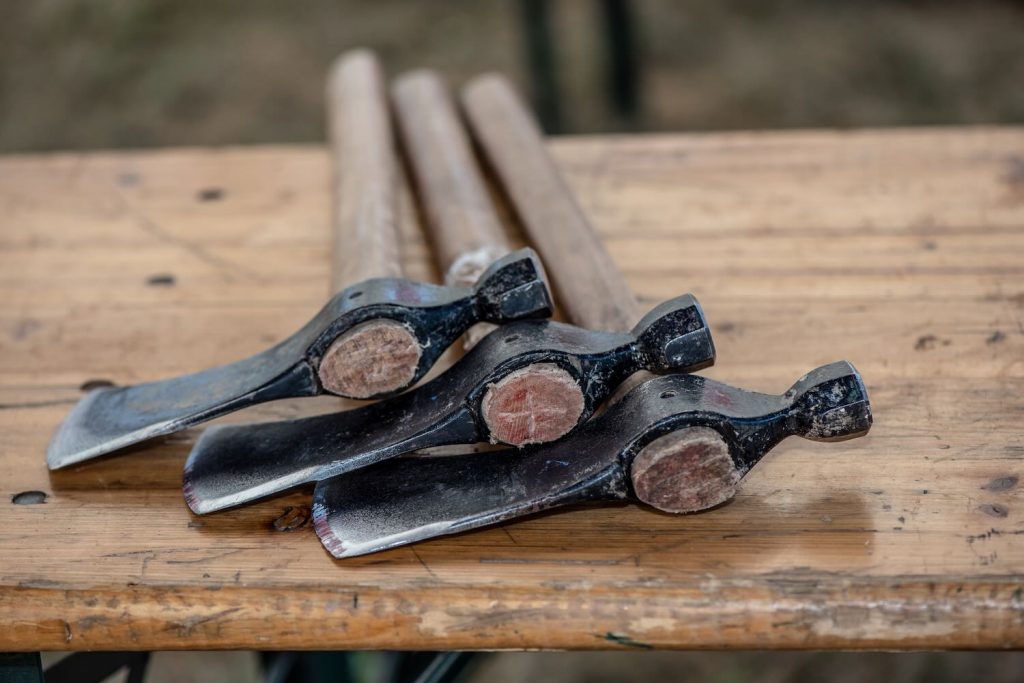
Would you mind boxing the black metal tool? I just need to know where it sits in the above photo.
[182,293,715,514]
[310,361,871,558]
[47,249,552,469]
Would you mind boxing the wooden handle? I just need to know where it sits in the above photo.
[319,51,419,399]
[326,50,403,292]
[392,69,511,288]
[461,74,642,332]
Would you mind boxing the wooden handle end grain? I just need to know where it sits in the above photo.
[461,73,642,332]
[326,50,403,292]
[317,319,422,399]
[480,363,585,446]
[630,427,739,514]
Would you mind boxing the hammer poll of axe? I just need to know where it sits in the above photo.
[45,52,552,470]
[309,75,873,557]
[181,70,715,515]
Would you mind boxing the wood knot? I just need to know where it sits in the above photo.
[317,320,422,398]
[630,427,737,514]
[481,363,584,446]
[982,475,1018,492]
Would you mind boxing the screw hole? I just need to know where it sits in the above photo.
[660,390,677,399]
[348,291,363,300]
[504,335,520,344]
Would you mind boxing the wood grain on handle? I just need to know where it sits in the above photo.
[462,73,642,332]
[392,69,511,288]
[320,51,420,398]
[326,50,403,291]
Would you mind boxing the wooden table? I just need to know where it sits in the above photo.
[1,127,1023,651]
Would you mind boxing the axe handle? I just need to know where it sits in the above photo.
[461,74,642,332]
[326,50,403,292]
[392,69,512,288]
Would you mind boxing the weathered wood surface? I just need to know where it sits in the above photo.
[0,127,1023,650]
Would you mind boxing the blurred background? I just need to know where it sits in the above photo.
[2,0,1023,152]
[13,1,1024,681]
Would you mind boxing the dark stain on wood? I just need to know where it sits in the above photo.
[914,335,951,351]
[11,318,41,341]
[117,171,140,187]
[146,274,176,287]
[12,491,47,505]
[1003,155,1024,193]
[979,503,1009,518]
[602,632,653,649]
[982,475,1018,492]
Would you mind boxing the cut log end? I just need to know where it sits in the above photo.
[481,363,584,447]
[630,427,739,514]
[317,320,422,399]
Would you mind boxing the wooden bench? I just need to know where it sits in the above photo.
[1,126,1022,650]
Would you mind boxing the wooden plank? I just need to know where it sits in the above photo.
[0,127,1023,650]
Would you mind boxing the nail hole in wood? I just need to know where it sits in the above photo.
[146,274,176,287]
[197,187,224,202]
[12,491,47,505]
[80,379,115,392]
[982,475,1018,492]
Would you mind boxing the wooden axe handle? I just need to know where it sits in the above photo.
[392,69,511,288]
[461,74,642,332]
[320,51,419,399]
[326,50,403,291]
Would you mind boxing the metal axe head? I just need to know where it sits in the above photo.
[181,293,715,514]
[310,361,871,558]
[46,248,551,469]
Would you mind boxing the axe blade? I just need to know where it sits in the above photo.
[311,361,872,558]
